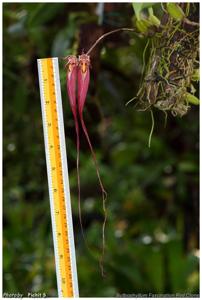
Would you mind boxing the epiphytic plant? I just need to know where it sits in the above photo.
[132,3,199,117]
[64,1,199,274]
[128,3,199,146]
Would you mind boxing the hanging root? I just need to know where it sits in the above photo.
[99,190,107,277]
[148,109,155,148]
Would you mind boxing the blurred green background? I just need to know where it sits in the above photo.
[3,3,199,297]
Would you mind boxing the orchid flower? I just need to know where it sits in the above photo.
[65,55,84,240]
[65,53,107,276]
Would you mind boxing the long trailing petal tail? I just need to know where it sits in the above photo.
[80,116,107,198]
[74,115,84,241]
[78,54,107,276]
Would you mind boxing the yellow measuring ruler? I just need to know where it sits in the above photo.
[37,57,79,298]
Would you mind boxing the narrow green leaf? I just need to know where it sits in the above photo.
[132,3,143,20]
[167,3,185,21]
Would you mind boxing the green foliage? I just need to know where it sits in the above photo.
[132,3,160,33]
[132,3,156,20]
[166,3,185,21]
[3,3,199,297]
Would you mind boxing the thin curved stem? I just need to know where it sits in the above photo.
[86,28,137,55]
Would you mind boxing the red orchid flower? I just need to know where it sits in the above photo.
[65,53,107,276]
[65,55,83,231]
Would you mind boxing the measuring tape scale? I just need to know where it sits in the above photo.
[37,58,79,298]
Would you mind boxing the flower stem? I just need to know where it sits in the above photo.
[86,28,136,55]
